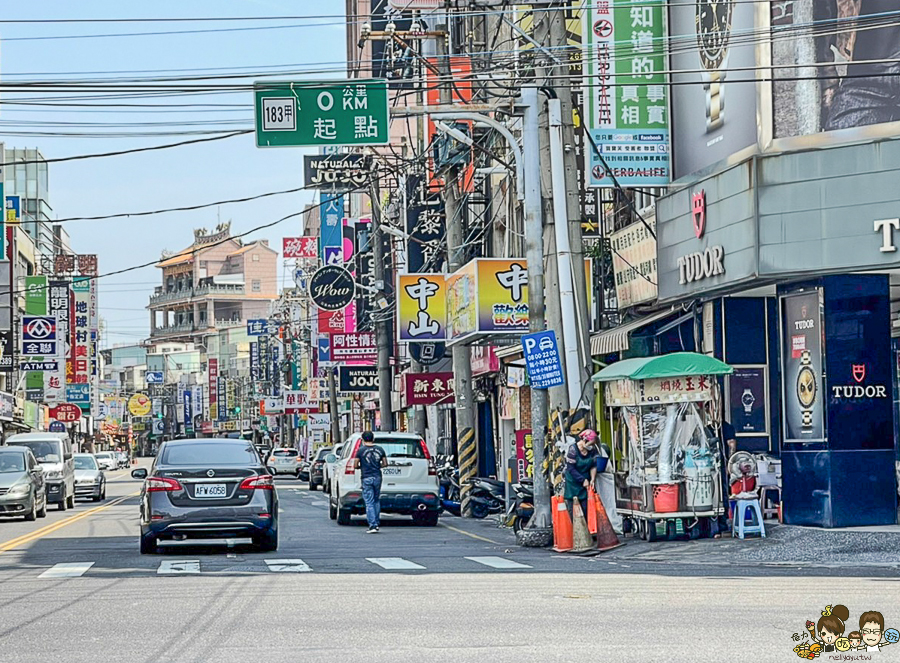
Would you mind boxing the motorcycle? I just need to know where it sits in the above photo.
[505,480,534,533]
[437,459,461,517]
[467,477,505,519]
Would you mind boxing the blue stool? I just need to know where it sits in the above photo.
[732,499,766,539]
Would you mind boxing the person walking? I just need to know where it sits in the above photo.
[564,430,600,520]
[355,430,388,533]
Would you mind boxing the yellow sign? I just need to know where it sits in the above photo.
[397,273,447,342]
[128,393,152,417]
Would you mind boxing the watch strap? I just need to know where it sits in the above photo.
[704,70,724,132]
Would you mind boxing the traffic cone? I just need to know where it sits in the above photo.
[551,496,573,553]
[571,499,594,553]
[592,490,624,553]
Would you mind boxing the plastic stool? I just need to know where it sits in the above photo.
[758,486,781,521]
[732,499,766,539]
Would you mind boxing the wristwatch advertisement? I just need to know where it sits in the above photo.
[696,0,734,132]
[781,290,825,442]
[728,367,767,435]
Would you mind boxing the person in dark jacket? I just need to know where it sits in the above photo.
[564,429,600,520]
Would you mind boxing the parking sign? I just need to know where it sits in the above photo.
[521,330,565,390]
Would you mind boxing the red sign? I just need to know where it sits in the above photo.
[331,332,377,363]
[283,236,318,259]
[692,190,706,238]
[318,308,344,334]
[471,346,499,376]
[405,372,455,406]
[50,403,82,423]
[852,364,866,383]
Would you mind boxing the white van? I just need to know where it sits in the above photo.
[5,433,76,510]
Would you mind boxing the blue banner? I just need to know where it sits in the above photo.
[320,191,344,259]
[183,389,193,432]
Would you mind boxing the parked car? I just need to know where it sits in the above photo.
[297,460,310,482]
[267,448,303,478]
[322,443,343,493]
[94,452,117,472]
[73,454,106,501]
[133,438,278,554]
[6,433,75,511]
[327,433,440,527]
[0,446,47,521]
[308,446,332,492]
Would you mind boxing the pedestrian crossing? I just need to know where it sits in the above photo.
[35,555,535,578]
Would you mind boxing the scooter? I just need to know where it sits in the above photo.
[505,480,534,533]
[437,460,461,517]
[467,477,505,519]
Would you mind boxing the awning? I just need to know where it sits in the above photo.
[592,352,732,382]
[590,308,676,356]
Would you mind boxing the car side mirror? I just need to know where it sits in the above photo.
[131,468,148,480]
[64,454,72,461]
[325,454,337,464]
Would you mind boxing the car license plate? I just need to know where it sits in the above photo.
[382,467,401,476]
[194,484,226,498]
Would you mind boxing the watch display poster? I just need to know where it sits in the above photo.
[728,367,767,435]
[781,290,825,443]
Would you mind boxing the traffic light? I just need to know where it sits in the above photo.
[234,406,242,415]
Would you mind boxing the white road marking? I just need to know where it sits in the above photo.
[366,557,425,570]
[310,500,327,506]
[465,556,532,570]
[157,560,200,575]
[38,562,95,578]
[265,559,312,573]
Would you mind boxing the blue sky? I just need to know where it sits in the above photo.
[1,1,347,346]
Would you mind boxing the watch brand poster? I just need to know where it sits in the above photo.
[583,0,670,188]
[728,367,767,435]
[781,291,825,443]
[669,0,758,180]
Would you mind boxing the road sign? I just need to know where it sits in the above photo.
[48,421,66,433]
[254,79,389,148]
[145,371,164,384]
[522,330,565,390]
[128,393,152,417]
[152,419,165,435]
[50,403,82,423]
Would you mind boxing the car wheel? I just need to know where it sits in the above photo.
[37,496,47,518]
[337,507,351,526]
[308,481,317,492]
[329,496,337,520]
[67,492,75,509]
[139,532,157,555]
[25,496,37,521]
[58,492,68,511]
[257,527,278,552]
[413,511,439,527]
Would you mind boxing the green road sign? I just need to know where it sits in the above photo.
[254,79,389,148]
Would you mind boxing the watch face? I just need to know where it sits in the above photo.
[741,392,754,407]
[797,366,817,408]
[696,0,733,70]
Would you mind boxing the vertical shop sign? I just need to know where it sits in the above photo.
[46,280,70,403]
[70,277,91,385]
[249,341,260,381]
[217,375,226,422]
[25,275,48,315]
[781,290,825,443]
[584,0,670,187]
[406,198,445,272]
[397,274,447,342]
[515,430,534,481]
[320,191,344,259]
[208,358,219,422]
[183,389,193,433]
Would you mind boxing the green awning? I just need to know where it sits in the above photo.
[591,352,733,382]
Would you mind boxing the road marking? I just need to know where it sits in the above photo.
[438,522,502,545]
[310,500,327,506]
[265,559,312,573]
[38,562,95,578]
[158,560,200,575]
[0,491,140,555]
[465,556,532,569]
[366,557,425,570]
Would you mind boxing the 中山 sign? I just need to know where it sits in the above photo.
[309,265,355,311]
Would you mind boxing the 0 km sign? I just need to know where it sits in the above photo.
[254,79,389,148]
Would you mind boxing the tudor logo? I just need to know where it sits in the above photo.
[832,362,887,399]
[692,190,706,238]
[852,364,866,383]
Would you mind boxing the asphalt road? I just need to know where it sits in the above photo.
[1,460,898,662]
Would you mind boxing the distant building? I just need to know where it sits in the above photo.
[147,222,278,343]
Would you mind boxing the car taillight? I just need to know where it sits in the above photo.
[419,440,436,475]
[240,474,274,490]
[147,476,182,492]
[296,457,303,463]
[345,458,357,474]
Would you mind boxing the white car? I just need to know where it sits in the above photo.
[327,432,440,527]
[267,448,303,478]
[322,443,343,493]
[94,452,117,472]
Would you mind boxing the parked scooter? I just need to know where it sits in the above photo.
[437,458,461,517]
[505,480,534,533]
[467,477,505,519]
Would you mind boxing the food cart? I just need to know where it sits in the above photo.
[592,352,733,541]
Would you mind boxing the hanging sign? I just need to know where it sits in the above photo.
[309,265,355,310]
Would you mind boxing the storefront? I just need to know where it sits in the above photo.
[653,135,900,527]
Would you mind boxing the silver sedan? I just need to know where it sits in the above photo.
[73,454,106,501]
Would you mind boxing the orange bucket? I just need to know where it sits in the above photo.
[652,483,679,513]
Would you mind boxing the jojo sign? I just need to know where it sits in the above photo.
[254,79,389,148]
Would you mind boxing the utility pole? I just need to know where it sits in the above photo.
[437,28,478,517]
[371,176,393,432]
[328,367,341,445]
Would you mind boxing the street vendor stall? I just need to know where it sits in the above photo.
[592,352,733,541]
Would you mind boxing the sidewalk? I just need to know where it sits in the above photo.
[443,515,900,569]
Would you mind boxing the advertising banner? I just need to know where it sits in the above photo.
[406,197,445,272]
[475,259,528,334]
[583,0,670,187]
[772,0,900,138]
[610,217,658,307]
[208,358,219,422]
[515,430,533,481]
[445,263,476,342]
[728,366,768,435]
[308,412,331,431]
[25,276,48,315]
[71,280,91,384]
[319,191,344,259]
[183,389,193,433]
[397,274,447,342]
[331,332,377,363]
[405,372,455,406]
[282,237,318,259]
[781,290,825,443]
[669,0,758,179]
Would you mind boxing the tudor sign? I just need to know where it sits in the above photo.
[677,189,726,285]
[50,403,82,423]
